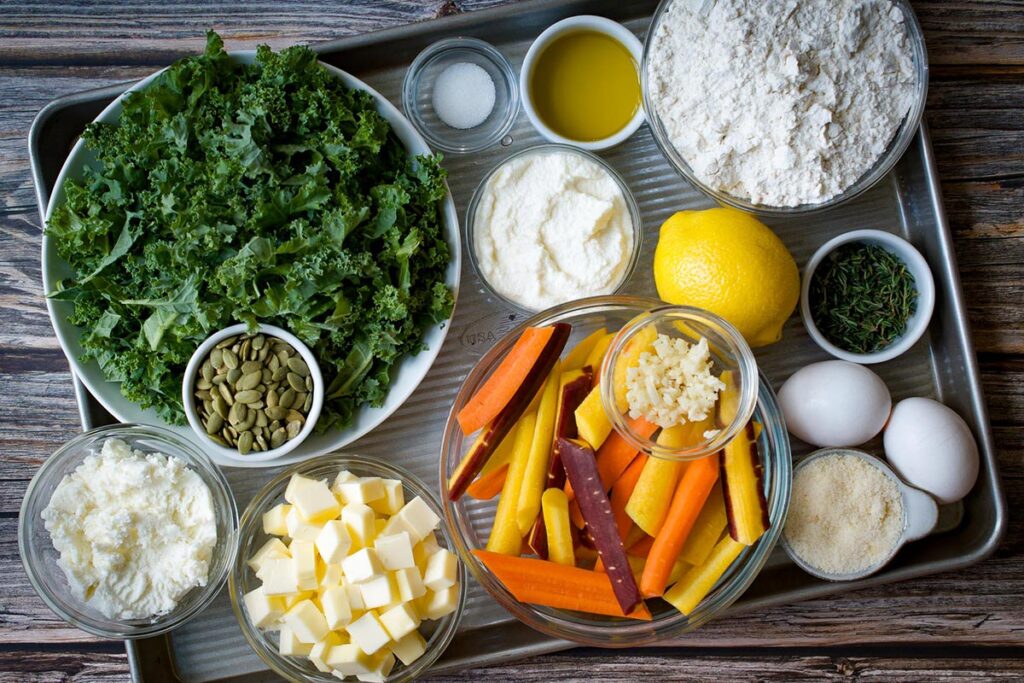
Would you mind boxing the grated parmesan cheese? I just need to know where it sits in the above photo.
[624,334,725,428]
[784,453,904,576]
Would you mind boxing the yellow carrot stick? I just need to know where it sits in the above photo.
[486,415,533,554]
[679,480,727,566]
[541,489,575,567]
[563,328,607,371]
[516,362,561,535]
[664,535,745,615]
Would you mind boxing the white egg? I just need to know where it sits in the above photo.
[778,360,891,447]
[884,397,979,504]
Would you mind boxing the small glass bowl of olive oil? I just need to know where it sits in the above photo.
[521,16,644,151]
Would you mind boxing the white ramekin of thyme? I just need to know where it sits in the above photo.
[800,229,935,365]
[182,324,323,462]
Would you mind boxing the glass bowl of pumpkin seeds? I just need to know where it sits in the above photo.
[183,324,324,463]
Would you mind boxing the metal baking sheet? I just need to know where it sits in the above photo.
[29,0,1005,680]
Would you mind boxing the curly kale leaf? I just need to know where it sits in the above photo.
[47,31,453,430]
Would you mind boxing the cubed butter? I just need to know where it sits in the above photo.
[278,624,313,657]
[341,503,377,548]
[320,585,353,630]
[393,567,426,602]
[290,539,319,591]
[243,587,285,629]
[341,548,383,584]
[286,506,323,542]
[374,531,415,571]
[315,520,352,565]
[420,586,459,620]
[379,602,420,641]
[343,580,365,610]
[282,599,329,644]
[356,651,396,683]
[309,632,345,673]
[390,631,427,666]
[283,590,316,611]
[368,479,405,516]
[380,514,417,541]
[284,474,317,504]
[336,476,385,505]
[359,574,395,609]
[331,470,358,494]
[325,643,374,676]
[292,477,341,524]
[374,518,387,536]
[422,548,458,592]
[394,496,440,542]
[320,562,344,588]
[262,503,292,537]
[345,612,391,655]
[249,537,290,572]
[261,558,300,596]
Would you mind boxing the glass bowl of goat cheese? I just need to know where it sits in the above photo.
[18,423,238,639]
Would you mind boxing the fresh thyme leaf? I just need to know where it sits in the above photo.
[808,242,917,354]
[47,31,453,429]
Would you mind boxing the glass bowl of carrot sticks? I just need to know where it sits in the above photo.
[439,295,792,646]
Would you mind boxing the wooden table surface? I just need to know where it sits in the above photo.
[2,1,1022,680]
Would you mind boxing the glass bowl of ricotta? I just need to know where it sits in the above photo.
[439,295,791,646]
[465,144,642,312]
[641,0,928,215]
[18,423,238,639]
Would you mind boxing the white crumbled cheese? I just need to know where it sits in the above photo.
[40,438,217,620]
[784,453,904,575]
[647,0,917,207]
[472,150,635,311]
[624,334,725,428]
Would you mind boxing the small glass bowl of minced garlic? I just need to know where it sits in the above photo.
[183,324,324,463]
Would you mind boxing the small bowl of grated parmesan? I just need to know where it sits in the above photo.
[598,305,759,462]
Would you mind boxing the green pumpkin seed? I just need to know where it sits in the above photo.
[306,375,313,392]
[303,393,312,413]
[256,410,268,428]
[226,367,242,385]
[276,350,291,366]
[272,366,289,382]
[268,355,280,372]
[202,361,215,382]
[256,433,269,451]
[229,401,246,425]
[240,360,260,374]
[216,335,238,349]
[253,334,265,350]
[266,406,286,421]
[196,377,212,391]
[235,389,261,404]
[287,357,310,377]
[203,399,215,415]
[209,433,228,446]
[213,395,229,419]
[238,371,261,391]
[218,383,234,405]
[286,409,305,424]
[270,428,287,449]
[195,389,211,401]
[266,390,278,409]
[262,368,273,384]
[222,348,239,369]
[212,374,227,386]
[286,372,304,392]
[210,348,224,368]
[286,420,302,439]
[237,412,256,432]
[205,413,224,434]
[270,419,282,432]
[280,388,296,410]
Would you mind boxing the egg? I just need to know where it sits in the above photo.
[883,397,979,504]
[778,360,891,447]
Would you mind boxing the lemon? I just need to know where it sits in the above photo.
[653,208,799,347]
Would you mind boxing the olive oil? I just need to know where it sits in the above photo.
[529,30,641,142]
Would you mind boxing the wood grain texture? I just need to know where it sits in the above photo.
[1,0,1022,680]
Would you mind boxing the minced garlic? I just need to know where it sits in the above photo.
[624,334,725,428]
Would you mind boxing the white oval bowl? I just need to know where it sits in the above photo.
[800,229,935,364]
[519,15,645,151]
[42,51,461,468]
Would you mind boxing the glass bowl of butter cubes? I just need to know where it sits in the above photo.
[230,455,465,682]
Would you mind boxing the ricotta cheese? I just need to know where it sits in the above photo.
[41,438,217,620]
[472,149,634,310]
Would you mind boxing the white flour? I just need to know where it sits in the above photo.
[41,438,217,620]
[647,0,917,207]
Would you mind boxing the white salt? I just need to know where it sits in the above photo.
[432,62,495,130]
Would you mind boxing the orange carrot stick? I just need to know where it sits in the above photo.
[473,550,651,620]
[457,326,554,435]
[565,416,657,502]
[466,464,509,500]
[611,454,648,541]
[640,454,720,598]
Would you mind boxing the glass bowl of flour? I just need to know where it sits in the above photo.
[19,424,238,638]
[642,0,928,215]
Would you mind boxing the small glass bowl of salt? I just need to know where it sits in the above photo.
[403,37,519,154]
